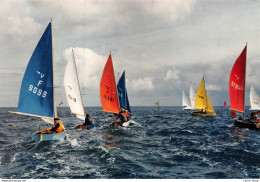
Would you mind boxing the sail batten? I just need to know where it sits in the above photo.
[100,54,120,114]
[229,45,247,113]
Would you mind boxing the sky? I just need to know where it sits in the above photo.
[1,0,260,107]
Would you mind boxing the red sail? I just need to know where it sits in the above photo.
[100,54,120,113]
[224,101,226,107]
[229,45,247,113]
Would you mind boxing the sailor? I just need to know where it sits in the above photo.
[36,118,65,134]
[74,114,95,130]
[122,109,130,121]
[110,110,127,127]
[250,112,260,122]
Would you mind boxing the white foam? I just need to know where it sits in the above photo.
[70,138,80,147]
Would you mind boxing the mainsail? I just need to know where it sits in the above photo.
[64,49,85,120]
[117,71,131,113]
[250,83,260,110]
[194,77,215,113]
[182,90,191,109]
[189,82,196,109]
[100,54,120,113]
[229,45,247,113]
[10,22,55,120]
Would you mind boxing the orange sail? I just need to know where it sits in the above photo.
[100,54,120,113]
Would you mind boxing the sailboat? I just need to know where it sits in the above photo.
[117,71,132,126]
[189,82,196,109]
[64,49,94,130]
[9,21,66,141]
[154,101,161,117]
[229,45,260,130]
[100,53,124,125]
[249,83,260,110]
[182,90,192,110]
[191,77,216,116]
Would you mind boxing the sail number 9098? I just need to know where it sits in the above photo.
[28,84,47,98]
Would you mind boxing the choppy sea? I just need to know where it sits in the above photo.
[0,106,260,179]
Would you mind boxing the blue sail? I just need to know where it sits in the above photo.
[126,90,131,113]
[117,71,131,113]
[17,22,54,118]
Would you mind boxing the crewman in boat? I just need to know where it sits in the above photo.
[36,118,65,134]
[199,108,207,114]
[110,110,127,127]
[250,112,260,122]
[74,114,95,130]
[122,109,130,121]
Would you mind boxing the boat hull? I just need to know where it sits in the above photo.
[191,112,216,116]
[234,118,260,130]
[31,131,66,141]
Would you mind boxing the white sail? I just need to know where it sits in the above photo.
[182,90,192,110]
[250,83,260,110]
[64,49,85,120]
[189,82,196,109]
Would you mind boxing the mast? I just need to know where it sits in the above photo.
[124,71,127,109]
[243,42,247,119]
[111,53,121,111]
[51,19,56,119]
[204,77,208,111]
[72,49,85,116]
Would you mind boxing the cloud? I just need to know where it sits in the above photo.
[62,47,107,89]
[164,69,180,81]
[129,77,154,91]
[207,84,221,91]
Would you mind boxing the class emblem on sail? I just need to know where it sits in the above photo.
[100,54,120,113]
[117,71,131,113]
[191,77,216,116]
[9,21,66,141]
[64,49,85,120]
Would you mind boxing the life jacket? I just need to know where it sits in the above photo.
[55,121,65,132]
[122,112,129,121]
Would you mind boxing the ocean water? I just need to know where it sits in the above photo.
[0,106,260,179]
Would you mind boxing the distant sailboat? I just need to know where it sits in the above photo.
[250,83,260,110]
[229,45,260,130]
[191,77,216,116]
[182,90,192,110]
[64,49,94,130]
[9,21,66,141]
[189,82,196,109]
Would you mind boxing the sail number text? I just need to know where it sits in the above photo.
[231,81,241,90]
[104,94,114,102]
[28,84,47,98]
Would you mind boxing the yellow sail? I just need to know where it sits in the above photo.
[194,77,215,113]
